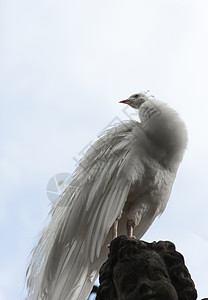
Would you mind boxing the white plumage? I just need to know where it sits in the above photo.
[26,93,188,300]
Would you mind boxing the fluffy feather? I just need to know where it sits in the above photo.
[26,94,188,300]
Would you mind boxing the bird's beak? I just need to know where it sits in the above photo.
[119,99,129,104]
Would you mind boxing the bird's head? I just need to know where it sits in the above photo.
[119,93,148,109]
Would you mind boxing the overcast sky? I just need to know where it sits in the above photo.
[1,1,208,299]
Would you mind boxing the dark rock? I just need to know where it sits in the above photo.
[95,236,197,300]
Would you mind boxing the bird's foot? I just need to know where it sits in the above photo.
[127,219,136,239]
[107,213,123,248]
[112,211,123,240]
[129,235,137,239]
[112,219,119,240]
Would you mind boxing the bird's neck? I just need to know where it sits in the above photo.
[139,100,188,170]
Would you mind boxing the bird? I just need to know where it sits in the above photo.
[26,92,188,300]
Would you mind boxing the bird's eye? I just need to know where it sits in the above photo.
[134,95,139,98]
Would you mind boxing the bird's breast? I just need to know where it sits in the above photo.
[126,163,175,213]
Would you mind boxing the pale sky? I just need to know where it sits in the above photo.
[1,1,208,299]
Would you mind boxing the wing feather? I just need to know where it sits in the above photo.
[27,120,144,300]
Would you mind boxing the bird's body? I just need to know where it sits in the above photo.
[26,94,188,300]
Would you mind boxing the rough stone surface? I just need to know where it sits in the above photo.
[95,236,198,300]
